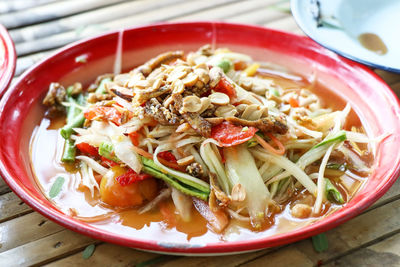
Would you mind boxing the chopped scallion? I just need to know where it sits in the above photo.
[99,142,120,163]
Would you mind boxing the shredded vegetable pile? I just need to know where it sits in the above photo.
[42,45,377,233]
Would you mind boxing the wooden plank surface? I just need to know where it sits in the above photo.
[0,1,400,266]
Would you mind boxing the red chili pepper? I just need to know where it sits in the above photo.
[101,156,119,168]
[115,169,152,186]
[128,131,140,146]
[158,151,177,163]
[288,97,299,108]
[218,147,226,163]
[213,77,237,101]
[84,106,122,125]
[211,121,258,147]
[76,142,99,157]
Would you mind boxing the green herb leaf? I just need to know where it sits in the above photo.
[82,244,96,259]
[269,87,280,97]
[217,59,232,73]
[312,233,328,252]
[49,177,65,198]
[325,178,345,204]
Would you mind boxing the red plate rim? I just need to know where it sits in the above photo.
[0,24,16,98]
[0,21,400,255]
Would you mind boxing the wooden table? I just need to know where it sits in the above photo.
[1,1,400,266]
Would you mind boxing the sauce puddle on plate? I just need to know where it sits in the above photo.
[358,33,388,55]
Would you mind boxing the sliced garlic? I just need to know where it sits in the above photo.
[231,183,246,202]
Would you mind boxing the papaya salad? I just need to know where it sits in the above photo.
[34,45,376,237]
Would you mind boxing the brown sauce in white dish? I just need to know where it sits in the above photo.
[358,33,388,55]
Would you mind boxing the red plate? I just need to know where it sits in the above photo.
[0,24,16,98]
[0,22,399,255]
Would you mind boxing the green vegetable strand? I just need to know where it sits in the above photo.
[325,178,345,204]
[312,233,329,252]
[140,156,210,200]
[313,130,346,149]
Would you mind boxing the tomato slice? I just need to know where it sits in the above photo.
[128,131,140,146]
[101,156,119,168]
[213,77,236,101]
[211,121,258,147]
[158,151,177,163]
[115,169,152,186]
[76,142,99,157]
[233,60,247,71]
[84,106,122,125]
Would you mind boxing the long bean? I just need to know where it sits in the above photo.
[60,113,85,139]
[61,139,76,162]
[61,92,87,139]
[61,90,87,161]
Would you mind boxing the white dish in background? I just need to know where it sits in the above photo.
[291,0,400,73]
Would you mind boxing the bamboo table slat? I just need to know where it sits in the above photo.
[1,1,400,266]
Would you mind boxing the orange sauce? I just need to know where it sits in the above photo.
[30,71,369,243]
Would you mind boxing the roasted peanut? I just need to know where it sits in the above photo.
[209,92,230,105]
[182,95,202,113]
